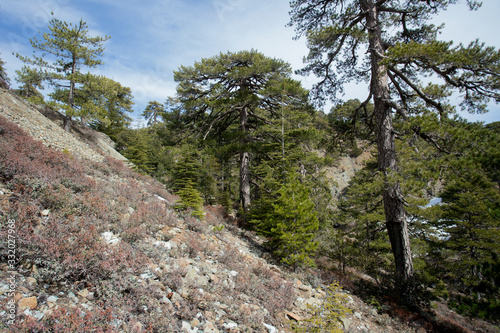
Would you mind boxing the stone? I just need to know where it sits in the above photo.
[86,292,95,301]
[101,231,120,245]
[341,317,352,331]
[171,292,183,304]
[298,284,312,293]
[238,303,261,317]
[223,322,237,330]
[47,295,58,305]
[18,296,37,310]
[80,303,93,311]
[263,323,278,333]
[181,321,192,331]
[160,296,171,304]
[26,277,37,285]
[191,317,200,327]
[208,274,219,284]
[78,289,89,298]
[140,272,155,280]
[154,194,167,202]
[153,240,172,251]
[184,266,208,287]
[32,310,45,320]
[14,292,24,302]
[198,301,209,310]
[286,312,303,321]
[40,209,50,216]
[131,321,143,332]
[203,321,219,333]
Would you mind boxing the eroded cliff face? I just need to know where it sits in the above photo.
[328,151,373,198]
[316,148,374,201]
[0,88,127,163]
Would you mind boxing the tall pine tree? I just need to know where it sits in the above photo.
[16,15,110,131]
[289,0,500,303]
[174,50,310,215]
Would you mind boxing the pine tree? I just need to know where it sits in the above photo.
[171,149,201,191]
[16,15,110,131]
[175,180,205,220]
[0,55,10,90]
[174,50,310,214]
[289,0,500,303]
[15,66,44,103]
[269,172,319,268]
[81,75,134,140]
[117,128,154,173]
[418,119,500,319]
[142,101,165,126]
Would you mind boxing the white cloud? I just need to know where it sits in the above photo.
[2,0,498,122]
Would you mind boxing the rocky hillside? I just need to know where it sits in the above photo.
[0,88,127,163]
[0,89,497,333]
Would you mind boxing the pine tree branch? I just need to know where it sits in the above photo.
[388,65,444,113]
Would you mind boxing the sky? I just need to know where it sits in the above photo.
[1,0,499,125]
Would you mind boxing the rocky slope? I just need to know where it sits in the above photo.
[0,89,497,333]
[0,88,126,163]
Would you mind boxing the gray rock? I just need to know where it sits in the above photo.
[32,310,45,321]
[181,321,192,332]
[298,284,312,293]
[191,317,200,328]
[341,317,352,330]
[223,322,238,330]
[203,321,219,333]
[263,322,278,333]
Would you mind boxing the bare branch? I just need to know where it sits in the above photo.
[388,65,444,113]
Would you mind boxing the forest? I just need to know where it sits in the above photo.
[2,0,499,326]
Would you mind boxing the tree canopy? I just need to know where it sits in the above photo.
[173,50,311,214]
[289,0,500,304]
[0,55,10,90]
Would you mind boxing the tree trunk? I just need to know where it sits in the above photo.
[65,55,77,132]
[63,115,72,132]
[362,0,415,302]
[239,105,251,213]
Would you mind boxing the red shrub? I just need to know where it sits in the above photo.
[0,116,85,185]
[12,303,116,333]
[14,213,144,285]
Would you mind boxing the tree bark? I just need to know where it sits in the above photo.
[239,105,251,213]
[64,55,77,132]
[362,0,415,302]
[63,115,72,132]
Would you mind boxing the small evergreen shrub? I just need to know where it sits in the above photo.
[290,282,352,333]
[175,181,205,219]
[269,173,319,268]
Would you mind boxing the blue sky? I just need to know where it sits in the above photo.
[1,0,499,125]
